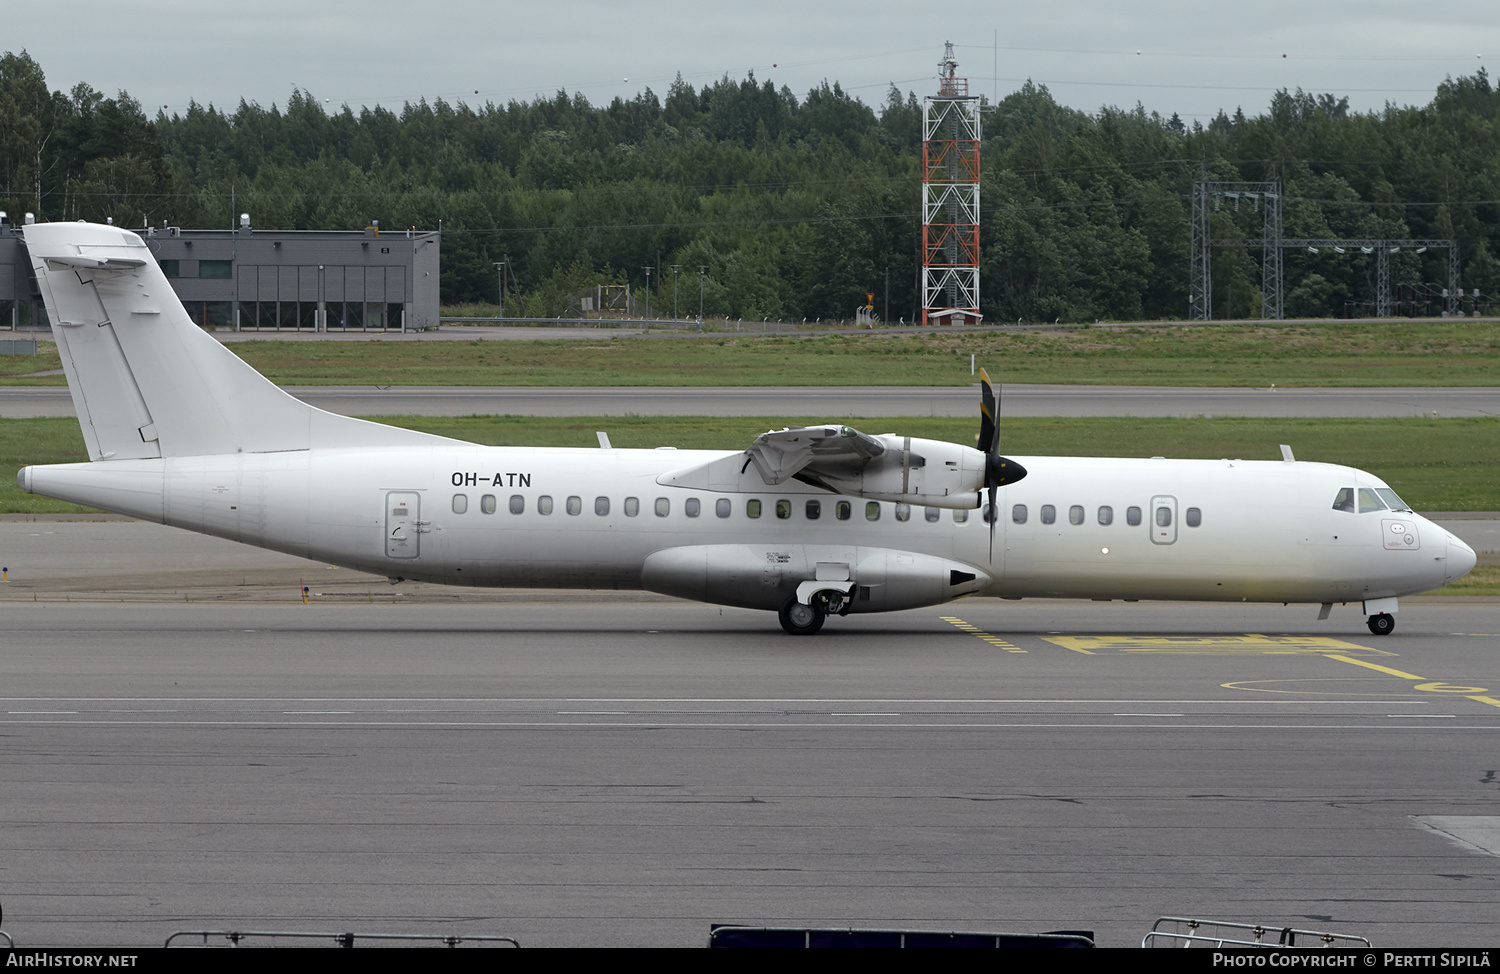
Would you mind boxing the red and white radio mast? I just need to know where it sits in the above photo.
[921,41,982,326]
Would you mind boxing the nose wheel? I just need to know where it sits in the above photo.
[779,597,826,636]
[1366,612,1395,636]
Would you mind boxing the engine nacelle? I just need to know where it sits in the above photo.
[814,435,985,510]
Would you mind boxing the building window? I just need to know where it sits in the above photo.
[159,260,180,278]
[199,260,232,279]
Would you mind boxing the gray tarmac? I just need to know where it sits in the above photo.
[1,519,1499,948]
[4,384,1498,419]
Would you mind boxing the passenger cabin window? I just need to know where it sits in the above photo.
[895,503,911,522]
[594,496,610,516]
[717,498,732,518]
[655,498,670,517]
[805,500,821,520]
[1098,506,1113,526]
[452,494,468,514]
[1012,504,1028,524]
[1040,505,1056,525]
[866,502,881,521]
[1358,488,1386,513]
[1186,507,1202,527]
[953,508,968,523]
[1156,506,1172,528]
[1126,506,1142,526]
[746,499,762,519]
[510,495,525,515]
[624,497,639,517]
[925,507,940,523]
[566,496,582,516]
[982,503,995,524]
[685,498,701,518]
[776,500,792,520]
[1332,487,1356,513]
[835,501,851,521]
[1069,505,1085,526]
[481,494,496,515]
[538,495,554,515]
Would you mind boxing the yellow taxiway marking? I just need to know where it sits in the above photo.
[1322,653,1500,709]
[1322,655,1423,679]
[1042,634,1389,656]
[939,616,1026,653]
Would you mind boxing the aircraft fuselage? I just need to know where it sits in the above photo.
[20,445,1471,614]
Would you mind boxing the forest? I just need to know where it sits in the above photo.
[2,48,1498,322]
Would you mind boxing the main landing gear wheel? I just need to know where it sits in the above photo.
[779,597,826,636]
[1366,613,1395,636]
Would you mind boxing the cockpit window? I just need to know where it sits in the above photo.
[1375,488,1410,512]
[1358,488,1386,513]
[1331,487,1355,513]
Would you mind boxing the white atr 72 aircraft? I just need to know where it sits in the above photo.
[18,222,1478,635]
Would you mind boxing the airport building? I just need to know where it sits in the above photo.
[1,213,440,333]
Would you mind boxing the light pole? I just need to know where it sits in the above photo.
[494,256,507,319]
[698,265,707,327]
[670,264,681,320]
[641,266,651,319]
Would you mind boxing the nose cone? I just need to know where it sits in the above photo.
[1447,533,1478,583]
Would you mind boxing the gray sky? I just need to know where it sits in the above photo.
[10,1,1498,122]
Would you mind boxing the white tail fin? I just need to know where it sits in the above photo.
[25,221,454,459]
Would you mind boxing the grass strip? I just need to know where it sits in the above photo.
[4,320,1500,387]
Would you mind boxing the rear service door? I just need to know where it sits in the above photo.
[386,491,421,558]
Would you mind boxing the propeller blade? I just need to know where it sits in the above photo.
[977,367,1027,561]
[988,483,997,561]
[978,367,998,457]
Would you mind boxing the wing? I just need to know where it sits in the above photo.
[744,425,887,485]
